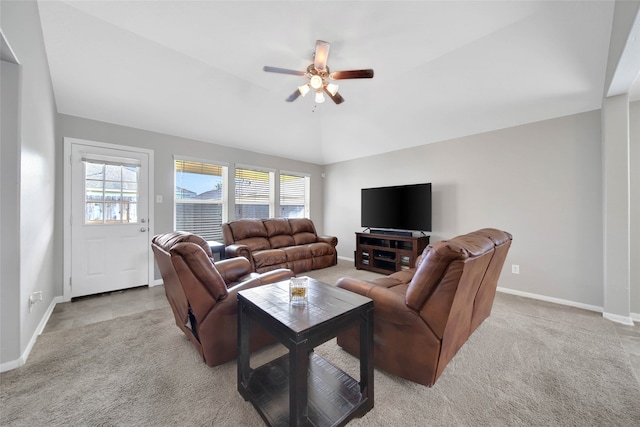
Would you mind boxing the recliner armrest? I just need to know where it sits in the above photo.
[227,268,294,293]
[337,277,417,325]
[214,257,252,284]
[336,277,377,296]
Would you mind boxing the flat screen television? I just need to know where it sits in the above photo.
[361,183,432,233]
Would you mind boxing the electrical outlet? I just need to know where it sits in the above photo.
[29,291,43,312]
[512,264,520,275]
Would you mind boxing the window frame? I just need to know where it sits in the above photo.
[234,164,275,220]
[279,170,310,219]
[173,156,229,241]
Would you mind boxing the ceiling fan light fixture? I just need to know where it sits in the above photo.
[298,83,310,97]
[310,75,323,90]
[326,83,339,96]
[263,40,374,105]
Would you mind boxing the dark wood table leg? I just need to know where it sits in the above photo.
[237,299,250,401]
[359,306,374,410]
[289,340,309,426]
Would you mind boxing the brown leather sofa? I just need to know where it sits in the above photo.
[336,228,512,387]
[222,218,338,274]
[151,231,294,367]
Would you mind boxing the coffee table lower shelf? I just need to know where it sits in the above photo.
[241,352,368,427]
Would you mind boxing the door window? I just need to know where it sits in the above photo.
[84,160,140,224]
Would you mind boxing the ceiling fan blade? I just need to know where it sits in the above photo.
[314,40,331,71]
[263,66,306,76]
[323,87,345,104]
[330,69,374,80]
[286,89,302,102]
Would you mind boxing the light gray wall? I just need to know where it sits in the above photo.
[602,94,633,319]
[56,114,326,284]
[0,0,58,367]
[631,100,640,314]
[0,59,21,364]
[324,110,604,308]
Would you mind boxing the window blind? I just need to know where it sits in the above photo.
[175,159,226,240]
[280,173,309,218]
[235,167,273,219]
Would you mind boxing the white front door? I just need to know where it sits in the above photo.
[69,141,152,298]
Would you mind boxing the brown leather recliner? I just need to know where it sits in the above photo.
[336,228,512,387]
[151,231,294,367]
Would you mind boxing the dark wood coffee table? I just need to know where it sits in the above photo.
[237,277,374,427]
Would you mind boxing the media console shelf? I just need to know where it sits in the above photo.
[355,232,430,275]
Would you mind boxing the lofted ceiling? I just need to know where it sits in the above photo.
[36,1,636,165]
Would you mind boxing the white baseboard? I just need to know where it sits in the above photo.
[0,355,23,372]
[151,279,163,287]
[338,258,636,326]
[497,287,637,326]
[0,296,63,373]
[603,311,635,326]
[496,287,603,313]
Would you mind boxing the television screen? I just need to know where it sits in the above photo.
[361,183,432,232]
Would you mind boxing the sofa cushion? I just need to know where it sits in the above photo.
[253,249,287,269]
[293,232,317,245]
[308,242,334,257]
[228,219,268,240]
[283,245,312,261]
[288,258,314,273]
[264,218,292,236]
[269,234,296,249]
[236,236,271,252]
[263,219,295,248]
[289,218,316,234]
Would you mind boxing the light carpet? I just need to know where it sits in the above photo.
[2,272,639,426]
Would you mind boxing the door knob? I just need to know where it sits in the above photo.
[140,227,147,232]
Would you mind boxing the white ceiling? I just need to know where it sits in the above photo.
[36,1,635,165]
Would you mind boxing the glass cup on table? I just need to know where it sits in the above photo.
[289,277,308,306]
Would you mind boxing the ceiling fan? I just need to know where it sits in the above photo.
[263,40,374,105]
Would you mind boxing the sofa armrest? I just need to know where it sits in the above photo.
[214,257,252,284]
[317,235,338,247]
[225,244,255,269]
[337,277,418,325]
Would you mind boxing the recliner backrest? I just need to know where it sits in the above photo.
[469,229,513,332]
[171,243,229,305]
[151,231,228,347]
[406,240,468,311]
[152,231,213,257]
[407,232,498,340]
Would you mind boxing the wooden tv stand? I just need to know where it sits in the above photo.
[355,232,430,275]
